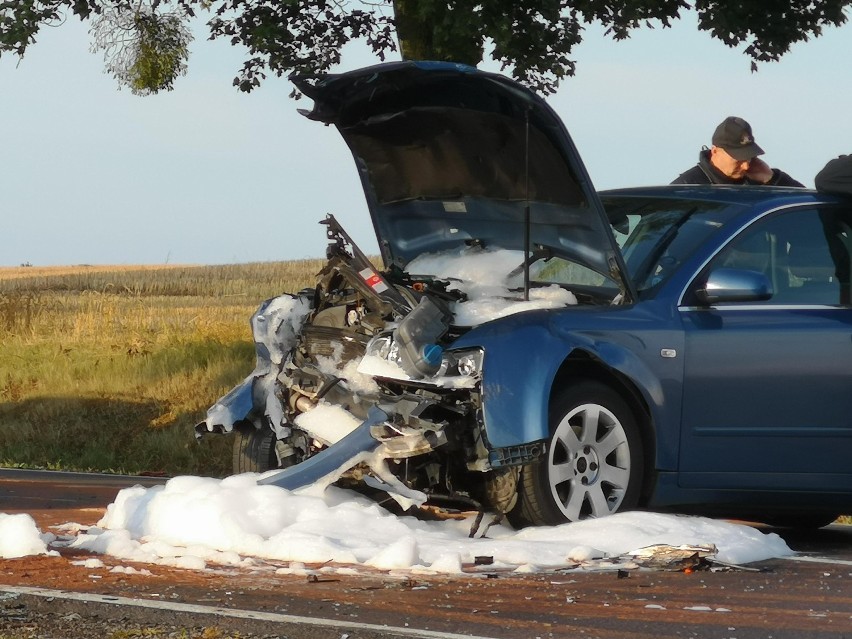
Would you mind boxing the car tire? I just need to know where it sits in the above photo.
[479,467,520,514]
[509,381,644,527]
[232,422,278,474]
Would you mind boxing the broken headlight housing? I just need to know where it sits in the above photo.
[440,348,484,378]
[365,333,483,382]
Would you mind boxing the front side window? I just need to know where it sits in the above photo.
[710,207,852,305]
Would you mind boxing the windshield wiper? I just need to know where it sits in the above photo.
[508,245,553,279]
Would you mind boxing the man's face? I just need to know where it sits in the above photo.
[710,146,752,179]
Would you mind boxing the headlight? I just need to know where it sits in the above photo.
[441,348,484,378]
[365,334,483,381]
[457,351,482,376]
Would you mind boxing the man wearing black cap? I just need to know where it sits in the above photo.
[672,116,803,186]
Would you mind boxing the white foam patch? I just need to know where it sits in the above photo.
[0,475,789,571]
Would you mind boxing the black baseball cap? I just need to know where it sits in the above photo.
[712,116,765,161]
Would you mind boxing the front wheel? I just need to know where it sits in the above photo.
[509,381,644,527]
[232,422,279,474]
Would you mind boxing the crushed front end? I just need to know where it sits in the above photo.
[197,215,516,513]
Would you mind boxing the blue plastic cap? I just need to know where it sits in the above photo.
[422,343,444,367]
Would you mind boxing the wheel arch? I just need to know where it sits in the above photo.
[549,352,658,504]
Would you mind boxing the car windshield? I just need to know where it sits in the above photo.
[601,196,739,297]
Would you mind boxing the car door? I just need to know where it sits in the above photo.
[678,205,852,491]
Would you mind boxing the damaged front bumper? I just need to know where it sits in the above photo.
[257,402,448,509]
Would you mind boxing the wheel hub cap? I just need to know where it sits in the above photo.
[574,445,600,486]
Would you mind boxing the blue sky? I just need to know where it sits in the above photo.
[2,11,851,266]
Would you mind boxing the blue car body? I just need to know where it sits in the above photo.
[198,62,852,527]
[452,186,852,517]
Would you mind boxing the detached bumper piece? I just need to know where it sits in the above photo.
[258,406,387,491]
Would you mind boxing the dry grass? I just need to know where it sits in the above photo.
[0,261,324,299]
[0,264,193,280]
[0,261,322,476]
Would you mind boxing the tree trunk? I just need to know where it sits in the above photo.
[392,0,482,65]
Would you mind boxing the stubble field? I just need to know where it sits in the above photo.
[0,261,323,477]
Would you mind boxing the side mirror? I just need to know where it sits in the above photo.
[694,268,774,305]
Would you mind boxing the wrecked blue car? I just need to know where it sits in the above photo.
[197,61,852,529]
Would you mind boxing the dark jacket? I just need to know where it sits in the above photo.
[815,155,852,195]
[672,149,804,187]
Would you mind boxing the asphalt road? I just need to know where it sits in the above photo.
[1,469,851,639]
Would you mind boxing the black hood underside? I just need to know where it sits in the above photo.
[292,61,626,287]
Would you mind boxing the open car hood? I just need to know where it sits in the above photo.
[292,61,629,291]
